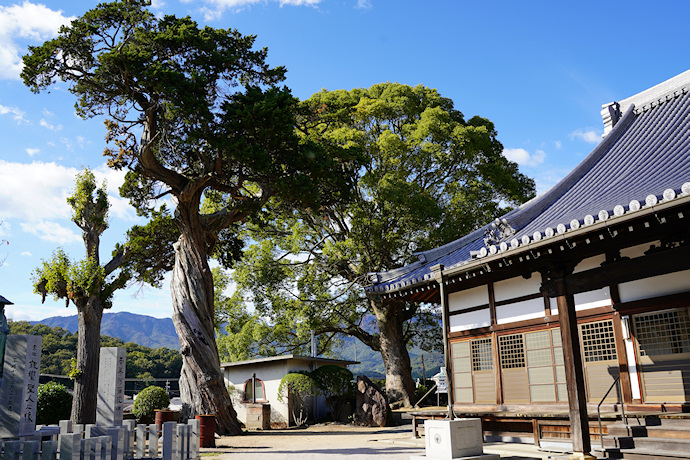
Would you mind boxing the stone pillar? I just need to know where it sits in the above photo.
[0,335,42,437]
[97,347,126,426]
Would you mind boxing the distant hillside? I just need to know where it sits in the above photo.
[33,312,180,350]
[333,315,443,380]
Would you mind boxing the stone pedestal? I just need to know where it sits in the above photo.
[0,335,42,438]
[97,347,126,426]
[245,403,270,430]
[410,418,500,460]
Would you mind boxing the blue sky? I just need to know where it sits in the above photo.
[1,0,688,322]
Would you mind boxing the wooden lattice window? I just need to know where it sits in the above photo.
[499,333,525,369]
[580,320,617,363]
[471,338,494,371]
[635,308,690,357]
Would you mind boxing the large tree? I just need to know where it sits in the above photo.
[226,83,536,406]
[32,169,176,423]
[22,0,356,433]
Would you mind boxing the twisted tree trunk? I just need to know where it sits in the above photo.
[372,298,416,408]
[71,299,103,424]
[170,209,242,435]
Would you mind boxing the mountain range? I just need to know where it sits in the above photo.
[32,312,180,350]
[32,312,443,379]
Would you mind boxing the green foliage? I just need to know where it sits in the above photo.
[68,169,109,233]
[310,365,355,421]
[7,321,182,380]
[67,358,82,380]
[227,83,536,402]
[132,385,170,422]
[37,382,72,425]
[277,372,315,426]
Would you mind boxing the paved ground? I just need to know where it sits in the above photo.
[201,423,564,460]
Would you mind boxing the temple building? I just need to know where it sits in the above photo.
[367,70,690,458]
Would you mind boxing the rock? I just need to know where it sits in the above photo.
[355,375,389,427]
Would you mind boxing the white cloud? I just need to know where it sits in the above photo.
[503,148,546,167]
[0,160,75,222]
[356,0,372,9]
[554,140,562,149]
[196,0,320,20]
[0,103,27,123]
[40,119,62,131]
[570,129,601,144]
[25,148,40,157]
[0,221,10,238]
[0,1,74,80]
[21,251,31,257]
[21,220,80,244]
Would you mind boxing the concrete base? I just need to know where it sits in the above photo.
[417,418,499,460]
[568,454,596,460]
[410,455,500,460]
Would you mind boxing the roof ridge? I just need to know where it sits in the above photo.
[618,69,690,115]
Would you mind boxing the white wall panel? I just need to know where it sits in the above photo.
[573,255,606,273]
[496,298,545,324]
[494,274,541,302]
[449,309,491,333]
[448,285,489,313]
[619,269,690,303]
[574,287,612,311]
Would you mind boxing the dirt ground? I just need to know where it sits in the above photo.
[201,423,554,460]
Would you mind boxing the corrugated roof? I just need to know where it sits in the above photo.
[367,71,690,294]
[220,354,358,368]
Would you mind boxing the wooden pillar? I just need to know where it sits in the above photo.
[553,274,594,460]
[433,264,455,418]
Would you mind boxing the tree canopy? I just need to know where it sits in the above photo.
[223,82,536,405]
[22,0,358,433]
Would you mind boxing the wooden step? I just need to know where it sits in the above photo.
[606,423,690,439]
[603,435,690,453]
[624,415,690,428]
[603,447,690,459]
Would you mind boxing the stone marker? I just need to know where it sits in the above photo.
[0,335,42,438]
[97,347,126,426]
[355,375,388,427]
[410,418,500,460]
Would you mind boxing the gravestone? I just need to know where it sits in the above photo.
[97,347,126,426]
[0,335,42,438]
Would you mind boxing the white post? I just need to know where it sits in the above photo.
[147,424,159,457]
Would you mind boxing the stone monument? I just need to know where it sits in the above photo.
[0,334,43,438]
[97,347,127,426]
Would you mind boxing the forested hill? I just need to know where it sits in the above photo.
[32,312,180,350]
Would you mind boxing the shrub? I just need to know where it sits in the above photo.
[37,381,72,425]
[277,372,316,427]
[311,365,355,422]
[132,386,169,423]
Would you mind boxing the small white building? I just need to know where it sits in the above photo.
[221,354,357,428]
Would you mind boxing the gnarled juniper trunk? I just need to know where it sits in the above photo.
[373,299,416,408]
[170,221,242,435]
[71,300,103,424]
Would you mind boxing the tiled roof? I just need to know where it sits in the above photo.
[367,71,690,294]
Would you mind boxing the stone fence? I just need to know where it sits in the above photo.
[0,419,200,460]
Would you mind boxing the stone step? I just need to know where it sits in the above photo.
[602,435,690,453]
[603,447,690,459]
[622,415,690,428]
[606,424,690,439]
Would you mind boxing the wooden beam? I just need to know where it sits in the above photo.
[554,273,593,457]
[542,243,690,297]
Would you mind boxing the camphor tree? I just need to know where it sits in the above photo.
[32,168,176,423]
[228,83,536,406]
[22,0,357,433]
